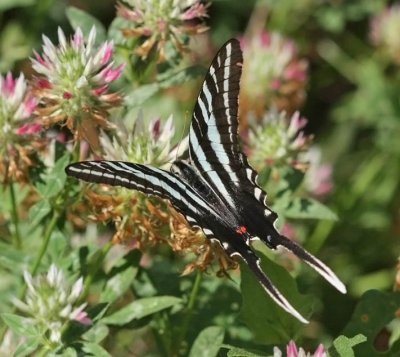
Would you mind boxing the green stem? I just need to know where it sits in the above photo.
[36,346,50,357]
[174,270,203,356]
[9,182,22,249]
[31,210,60,276]
[79,241,113,303]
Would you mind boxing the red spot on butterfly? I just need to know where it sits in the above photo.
[236,226,247,234]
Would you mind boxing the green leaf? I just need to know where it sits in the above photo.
[1,314,37,337]
[337,290,400,356]
[239,249,313,344]
[66,7,106,45]
[100,265,138,303]
[0,0,34,11]
[35,154,70,199]
[330,334,367,357]
[189,326,225,357]
[108,17,131,44]
[281,197,338,220]
[54,348,78,357]
[89,303,110,322]
[126,83,159,107]
[13,337,39,357]
[82,324,109,343]
[159,66,206,88]
[0,242,29,269]
[102,296,182,325]
[82,342,112,357]
[28,200,51,228]
[223,344,268,357]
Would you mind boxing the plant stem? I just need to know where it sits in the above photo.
[79,241,113,303]
[174,270,203,356]
[31,210,60,276]
[9,182,22,249]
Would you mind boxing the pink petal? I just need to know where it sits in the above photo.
[35,52,47,66]
[24,96,38,115]
[16,124,28,135]
[314,344,326,357]
[270,78,282,91]
[284,62,307,82]
[180,3,208,20]
[102,64,125,83]
[281,223,296,239]
[38,79,52,89]
[27,123,42,134]
[93,86,108,96]
[74,28,83,47]
[287,341,298,357]
[57,132,66,143]
[102,42,114,65]
[63,91,73,99]
[153,118,161,139]
[74,311,92,326]
[260,31,271,47]
[16,123,41,135]
[157,20,167,33]
[4,72,16,95]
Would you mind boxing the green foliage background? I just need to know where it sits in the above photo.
[0,0,399,356]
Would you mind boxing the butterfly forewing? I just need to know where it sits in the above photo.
[189,40,268,209]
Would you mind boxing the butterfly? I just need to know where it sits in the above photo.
[66,39,346,323]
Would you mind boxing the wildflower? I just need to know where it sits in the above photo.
[240,31,308,119]
[247,109,312,171]
[12,264,91,344]
[302,147,333,197]
[370,6,400,64]
[100,113,188,167]
[31,27,124,150]
[273,340,326,357]
[0,72,43,184]
[117,0,209,62]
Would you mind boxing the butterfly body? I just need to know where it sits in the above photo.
[66,39,346,323]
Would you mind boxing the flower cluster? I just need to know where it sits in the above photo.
[12,265,91,344]
[303,147,333,197]
[32,26,124,149]
[370,6,400,64]
[0,73,43,184]
[240,31,307,119]
[117,0,209,62]
[247,109,312,171]
[100,113,188,166]
[274,340,326,357]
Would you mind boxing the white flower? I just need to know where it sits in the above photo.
[100,113,188,168]
[12,265,91,345]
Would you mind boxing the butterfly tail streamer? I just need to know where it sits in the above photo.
[272,235,347,294]
[244,256,309,324]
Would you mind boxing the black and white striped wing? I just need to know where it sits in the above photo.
[189,39,267,208]
[65,161,213,226]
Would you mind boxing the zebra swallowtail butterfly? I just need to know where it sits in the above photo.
[65,39,346,323]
